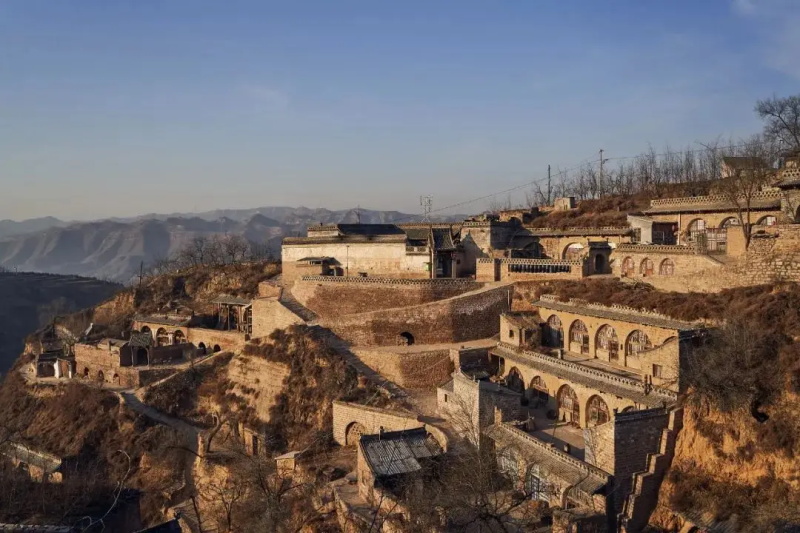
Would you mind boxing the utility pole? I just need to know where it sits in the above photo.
[599,149,609,189]
[355,204,361,224]
[420,196,434,278]
[137,261,144,291]
[547,164,552,205]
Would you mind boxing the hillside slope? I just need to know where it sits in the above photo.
[0,272,121,373]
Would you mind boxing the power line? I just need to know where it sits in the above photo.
[392,137,779,221]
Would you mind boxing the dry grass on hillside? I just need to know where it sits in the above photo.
[0,373,184,526]
[244,326,409,454]
[527,195,649,229]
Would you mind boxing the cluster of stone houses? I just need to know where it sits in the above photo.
[19,151,800,532]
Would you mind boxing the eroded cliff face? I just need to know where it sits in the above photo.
[651,393,800,532]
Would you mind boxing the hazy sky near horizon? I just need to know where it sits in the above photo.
[2,0,799,221]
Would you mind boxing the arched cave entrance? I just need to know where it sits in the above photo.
[198,342,207,355]
[506,367,525,394]
[134,348,149,366]
[213,345,221,353]
[345,422,366,446]
[399,332,415,346]
[96,370,105,383]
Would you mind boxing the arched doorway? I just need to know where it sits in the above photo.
[141,325,152,338]
[640,258,654,276]
[529,376,549,406]
[594,253,606,273]
[569,320,589,355]
[134,348,149,366]
[345,422,366,446]
[213,345,221,353]
[198,342,207,355]
[399,332,415,346]
[659,258,675,275]
[112,373,120,385]
[497,449,520,480]
[557,385,580,426]
[625,330,652,362]
[83,367,89,379]
[595,324,619,362]
[156,328,169,347]
[587,395,610,426]
[96,370,105,383]
[173,330,186,344]
[506,367,524,394]
[622,257,635,277]
[543,315,563,348]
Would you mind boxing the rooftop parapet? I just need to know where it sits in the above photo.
[523,226,633,236]
[536,295,703,331]
[615,243,698,255]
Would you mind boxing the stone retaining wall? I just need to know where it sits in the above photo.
[292,277,481,317]
[351,348,454,389]
[318,285,512,346]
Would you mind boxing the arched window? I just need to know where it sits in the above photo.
[621,256,635,277]
[659,258,675,275]
[595,325,619,362]
[687,218,706,234]
[640,258,654,276]
[497,450,520,480]
[625,330,652,358]
[557,385,580,425]
[506,367,524,393]
[155,328,169,347]
[173,330,186,344]
[721,217,740,228]
[756,215,777,226]
[140,325,152,338]
[587,395,610,426]
[569,320,589,355]
[543,315,563,348]
[529,376,549,405]
[526,465,549,501]
[563,243,585,261]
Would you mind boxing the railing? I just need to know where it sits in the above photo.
[524,226,632,236]
[616,244,697,255]
[494,342,679,402]
[649,189,781,207]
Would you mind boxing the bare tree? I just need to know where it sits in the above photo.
[714,136,778,250]
[756,94,800,150]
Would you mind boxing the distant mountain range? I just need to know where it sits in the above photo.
[0,207,464,283]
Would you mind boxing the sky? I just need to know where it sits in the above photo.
[1,0,799,221]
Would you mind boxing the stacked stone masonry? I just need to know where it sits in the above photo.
[292,277,481,317]
[318,285,512,346]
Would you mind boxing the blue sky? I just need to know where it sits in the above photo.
[1,0,799,220]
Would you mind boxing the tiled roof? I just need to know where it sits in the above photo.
[361,428,442,477]
[337,224,406,236]
[432,228,457,250]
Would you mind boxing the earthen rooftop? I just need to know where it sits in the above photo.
[534,295,702,331]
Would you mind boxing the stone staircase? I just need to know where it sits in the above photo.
[619,408,684,533]
[275,278,318,322]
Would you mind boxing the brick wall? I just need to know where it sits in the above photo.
[351,347,454,388]
[611,408,669,514]
[251,298,304,338]
[319,285,512,346]
[331,401,421,446]
[291,277,481,317]
[226,355,290,421]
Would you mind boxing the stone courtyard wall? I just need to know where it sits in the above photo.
[351,347,454,389]
[251,298,304,338]
[318,285,512,346]
[291,276,481,317]
[331,401,421,446]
